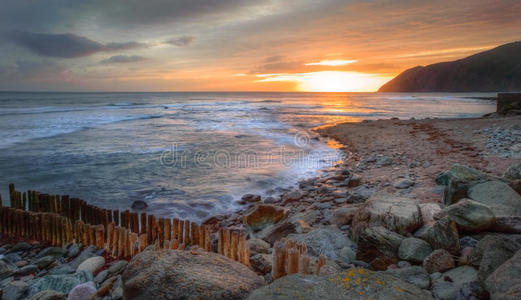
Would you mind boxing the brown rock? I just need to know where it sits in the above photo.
[492,216,521,233]
[485,249,521,300]
[328,206,359,226]
[122,250,265,300]
[246,238,270,255]
[415,217,460,255]
[423,249,455,273]
[243,204,289,232]
[356,226,405,270]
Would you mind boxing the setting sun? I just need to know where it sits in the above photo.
[257,71,392,92]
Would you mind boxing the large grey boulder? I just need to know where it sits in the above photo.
[398,237,433,263]
[439,164,491,205]
[504,162,521,181]
[431,266,478,300]
[469,234,521,283]
[352,193,422,240]
[76,256,105,273]
[243,204,289,232]
[246,269,433,300]
[444,199,495,232]
[415,217,460,255]
[122,250,264,300]
[385,266,430,289]
[66,281,96,300]
[356,226,405,270]
[468,181,521,215]
[27,270,93,298]
[423,249,455,274]
[485,249,521,300]
[288,227,356,260]
[4,280,29,300]
[35,247,67,259]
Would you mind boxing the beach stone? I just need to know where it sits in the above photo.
[394,178,415,189]
[469,234,521,283]
[263,196,280,204]
[27,270,93,297]
[246,269,433,300]
[246,238,270,255]
[460,236,479,248]
[352,192,422,240]
[445,198,495,232]
[459,247,474,265]
[347,174,362,187]
[256,219,298,244]
[419,203,442,225]
[76,256,105,273]
[243,204,288,232]
[423,249,455,274]
[457,281,489,300]
[66,244,80,259]
[432,265,479,299]
[65,246,96,270]
[131,200,148,210]
[107,260,128,275]
[9,242,32,253]
[34,256,56,269]
[504,162,521,180]
[347,184,375,203]
[66,281,96,300]
[17,264,39,276]
[398,237,433,263]
[356,226,404,270]
[340,246,356,262]
[485,249,521,300]
[122,250,264,300]
[492,216,521,233]
[468,181,521,214]
[328,206,358,226]
[36,247,67,259]
[4,280,29,300]
[94,269,108,284]
[29,290,66,300]
[436,164,487,186]
[385,266,430,289]
[288,227,356,260]
[415,217,460,255]
[281,190,304,204]
[240,194,261,204]
[4,253,22,264]
[250,254,272,275]
[0,259,18,280]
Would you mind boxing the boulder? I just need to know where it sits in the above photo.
[131,200,148,210]
[492,216,521,233]
[243,204,288,232]
[385,266,430,289]
[281,190,304,204]
[0,259,18,280]
[419,203,442,225]
[107,260,128,275]
[440,164,491,205]
[34,256,56,269]
[240,194,262,204]
[352,193,422,240]
[398,237,433,263]
[444,199,495,232]
[76,256,105,273]
[394,178,415,189]
[288,227,356,261]
[122,250,264,300]
[468,181,521,215]
[328,206,359,226]
[256,219,298,244]
[504,162,521,181]
[246,269,433,300]
[246,238,270,255]
[29,290,67,300]
[469,234,521,283]
[35,247,67,259]
[4,280,29,300]
[356,226,405,270]
[431,266,478,300]
[485,249,521,300]
[423,249,455,274]
[347,184,375,203]
[51,246,96,275]
[414,217,460,255]
[9,242,32,253]
[250,254,272,275]
[66,281,96,300]
[27,270,93,298]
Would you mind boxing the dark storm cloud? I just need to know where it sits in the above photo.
[165,36,195,47]
[101,55,147,64]
[7,31,147,58]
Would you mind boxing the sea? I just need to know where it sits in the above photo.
[0,92,496,221]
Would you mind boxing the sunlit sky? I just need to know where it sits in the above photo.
[1,0,520,92]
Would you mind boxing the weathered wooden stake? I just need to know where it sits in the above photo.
[272,241,287,279]
[299,255,311,274]
[231,231,239,261]
[287,248,300,274]
[314,255,326,275]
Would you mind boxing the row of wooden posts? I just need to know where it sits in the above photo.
[1,184,250,266]
[272,240,327,279]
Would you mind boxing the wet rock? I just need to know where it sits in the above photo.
[398,237,433,263]
[66,244,80,259]
[9,242,32,253]
[16,264,39,276]
[394,178,415,189]
[444,198,495,232]
[4,253,22,264]
[347,174,362,187]
[385,266,430,289]
[485,249,521,300]
[327,206,359,226]
[122,250,264,300]
[131,200,148,210]
[469,234,521,283]
[263,197,280,204]
[250,254,272,275]
[415,217,460,255]
[244,204,288,232]
[240,194,261,205]
[34,256,56,269]
[423,249,455,274]
[246,269,433,300]
[27,270,93,297]
[36,248,67,259]
[28,290,66,300]
[65,246,96,271]
[77,256,105,273]
[504,162,521,180]
[352,192,422,240]
[347,184,375,203]
[4,280,29,300]
[94,270,108,285]
[256,220,298,244]
[356,226,404,270]
[0,259,18,280]
[441,164,492,205]
[468,180,521,215]
[431,265,479,299]
[281,190,304,204]
[456,281,489,300]
[66,281,96,300]
[246,238,270,255]
[107,260,128,276]
[288,227,356,261]
[492,216,521,233]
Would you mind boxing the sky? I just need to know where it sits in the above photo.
[0,0,520,92]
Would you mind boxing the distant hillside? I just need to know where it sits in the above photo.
[378,41,521,92]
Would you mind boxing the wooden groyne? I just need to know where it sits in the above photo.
[0,184,250,266]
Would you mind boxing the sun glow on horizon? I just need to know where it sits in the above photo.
[256,71,392,92]
[305,60,358,66]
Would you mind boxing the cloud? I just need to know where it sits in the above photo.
[165,36,195,47]
[101,55,147,64]
[264,55,284,63]
[7,31,147,58]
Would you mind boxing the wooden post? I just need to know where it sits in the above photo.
[178,220,184,244]
[223,229,231,258]
[199,225,205,248]
[231,231,239,261]
[147,215,153,244]
[171,239,179,250]
[172,219,179,241]
[157,219,165,247]
[165,219,171,244]
[191,223,199,247]
[218,228,224,255]
[314,255,326,275]
[287,248,300,274]
[184,220,190,245]
[138,233,147,252]
[272,241,287,279]
[95,224,105,249]
[112,226,120,257]
[129,232,138,257]
[107,223,115,252]
[140,213,147,235]
[113,210,120,226]
[204,226,211,251]
[238,231,247,265]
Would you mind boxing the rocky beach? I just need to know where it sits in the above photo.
[1,112,521,300]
